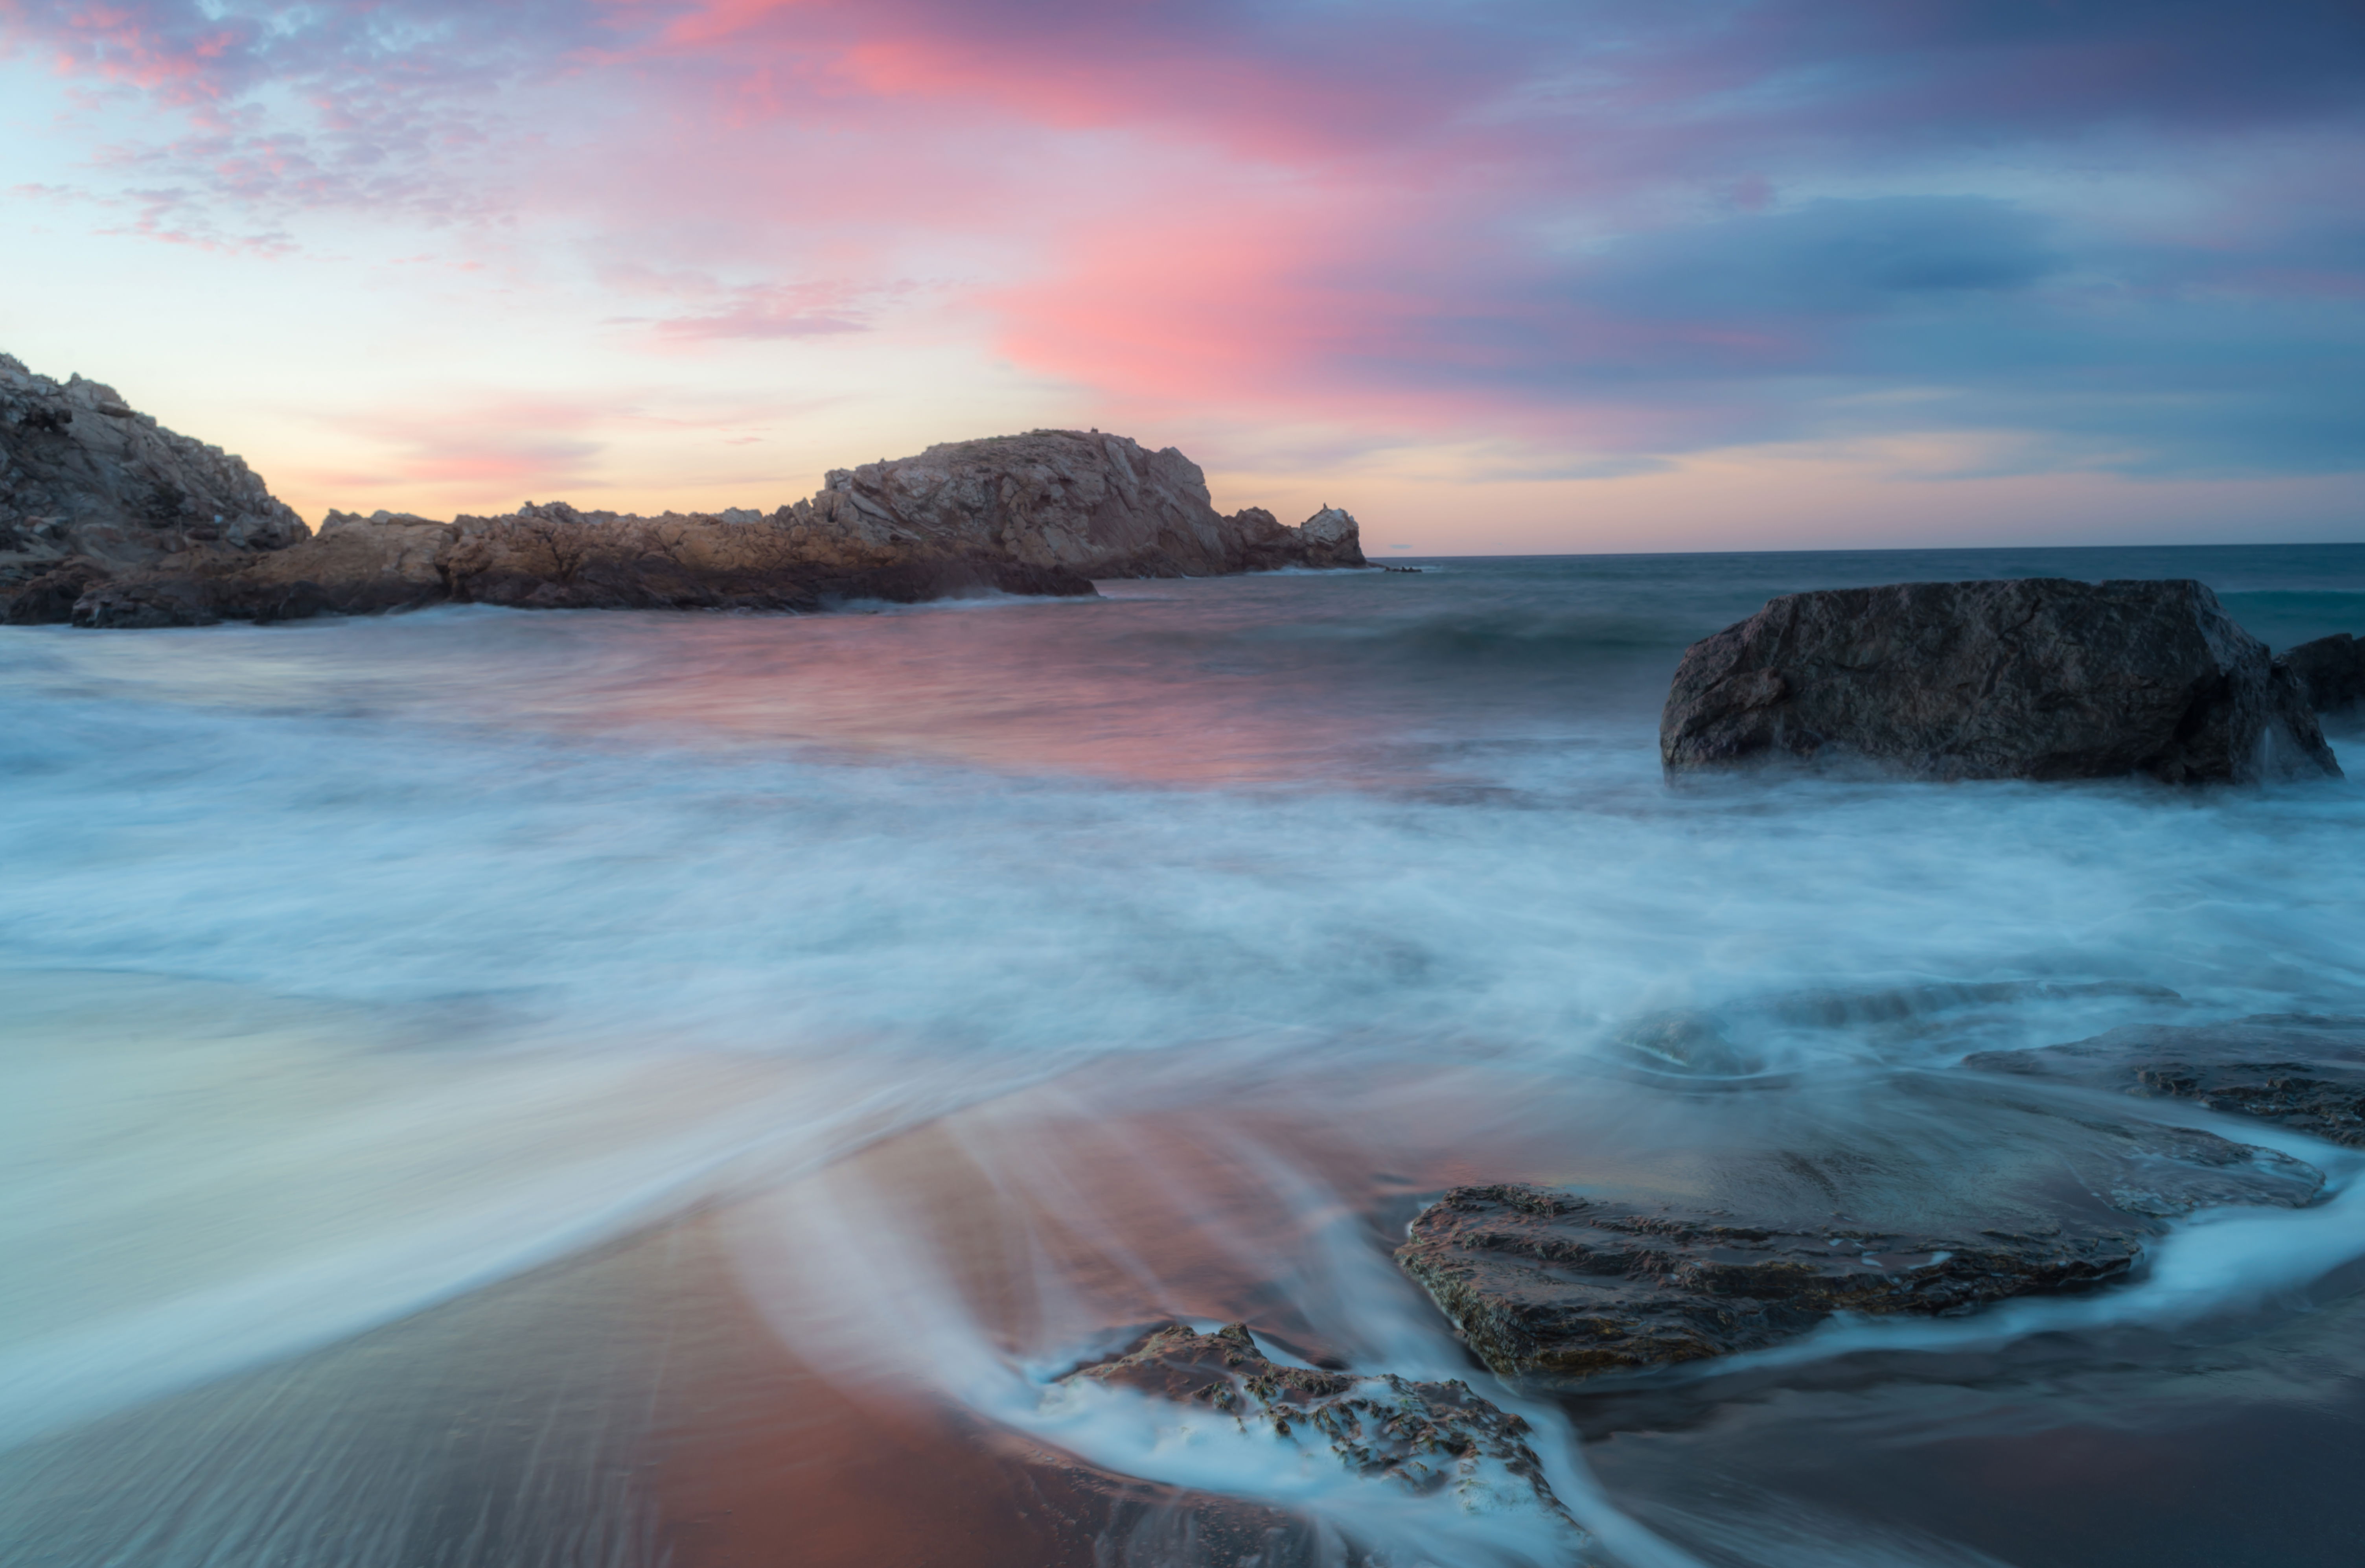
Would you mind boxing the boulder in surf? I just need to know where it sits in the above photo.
[2279,632,2365,715]
[1659,578,2340,784]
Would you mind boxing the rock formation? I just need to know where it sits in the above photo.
[1397,1102,2323,1384]
[2279,632,2365,715]
[1055,1322,1595,1554]
[2,353,306,622]
[0,354,1367,626]
[1964,1015,2365,1149]
[1660,578,2340,784]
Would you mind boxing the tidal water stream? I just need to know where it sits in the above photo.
[4,546,2363,1566]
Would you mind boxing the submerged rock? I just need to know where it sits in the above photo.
[1056,1322,1594,1553]
[1399,1107,2323,1384]
[1660,578,2339,784]
[2279,633,2365,715]
[1964,1015,2365,1149]
[1399,1183,2140,1382]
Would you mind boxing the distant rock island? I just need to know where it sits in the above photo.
[0,352,1365,627]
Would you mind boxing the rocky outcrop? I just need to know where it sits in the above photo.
[2280,633,2365,715]
[1660,578,2340,784]
[1964,1016,2365,1148]
[1055,1323,1594,1553]
[1397,1103,2323,1384]
[0,377,1369,626]
[812,433,1364,578]
[0,354,302,591]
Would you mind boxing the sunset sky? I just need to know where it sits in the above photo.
[3,1,2360,553]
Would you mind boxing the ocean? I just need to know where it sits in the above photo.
[3,544,2363,1567]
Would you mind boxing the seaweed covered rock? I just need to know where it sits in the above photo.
[1056,1323,1592,1551]
[1964,1015,2365,1148]
[1660,578,2339,784]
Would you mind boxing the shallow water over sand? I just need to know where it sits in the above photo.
[4,546,2364,1565]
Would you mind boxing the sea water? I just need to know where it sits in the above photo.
[3,545,2363,1566]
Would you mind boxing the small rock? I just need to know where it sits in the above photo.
[1057,1323,1594,1552]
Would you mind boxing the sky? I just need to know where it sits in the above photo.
[2,0,2361,553]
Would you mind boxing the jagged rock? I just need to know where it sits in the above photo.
[71,574,221,629]
[15,407,1365,625]
[811,432,1364,578]
[1660,578,2340,784]
[0,353,304,613]
[1292,506,1364,570]
[1399,1108,2324,1384]
[2280,633,2365,714]
[1055,1323,1595,1555]
[2,557,112,626]
[1964,1016,2365,1148]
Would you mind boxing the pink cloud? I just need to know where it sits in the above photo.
[6,0,2360,479]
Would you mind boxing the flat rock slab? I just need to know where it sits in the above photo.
[1964,1015,2365,1149]
[1660,577,2338,784]
[1056,1323,1595,1554]
[1399,1112,2323,1384]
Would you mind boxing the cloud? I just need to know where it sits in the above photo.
[4,0,2362,486]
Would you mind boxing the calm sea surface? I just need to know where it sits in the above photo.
[4,545,2363,1566]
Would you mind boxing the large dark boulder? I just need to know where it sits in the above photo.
[1660,578,2339,784]
[1964,1015,2365,1149]
[2280,633,2365,715]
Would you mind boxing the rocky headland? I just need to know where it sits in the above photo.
[1660,578,2341,784]
[0,354,1365,627]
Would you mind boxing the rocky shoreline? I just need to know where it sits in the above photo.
[1,353,1366,627]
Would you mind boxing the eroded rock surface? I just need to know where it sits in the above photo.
[2,353,306,620]
[1660,578,2339,784]
[1964,1015,2365,1148]
[814,433,1364,578]
[1399,1111,2323,1384]
[1056,1323,1593,1552]
[2280,633,2365,715]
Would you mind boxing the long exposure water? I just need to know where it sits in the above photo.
[4,545,2363,1566]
